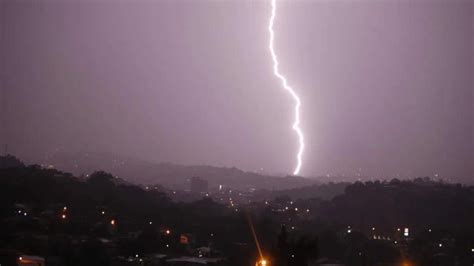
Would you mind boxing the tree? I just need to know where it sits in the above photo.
[87,171,115,188]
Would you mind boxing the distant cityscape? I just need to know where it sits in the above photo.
[1,154,473,266]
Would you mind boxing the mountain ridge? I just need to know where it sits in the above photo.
[37,152,319,190]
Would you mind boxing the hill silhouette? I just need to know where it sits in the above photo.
[40,152,319,190]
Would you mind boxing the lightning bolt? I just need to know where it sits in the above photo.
[268,0,304,175]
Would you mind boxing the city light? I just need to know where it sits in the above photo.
[110,219,116,225]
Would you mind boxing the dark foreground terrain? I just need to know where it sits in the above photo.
[1,155,473,266]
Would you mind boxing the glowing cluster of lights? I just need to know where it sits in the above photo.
[268,0,304,175]
[373,235,391,240]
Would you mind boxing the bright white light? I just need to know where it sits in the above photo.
[268,0,305,175]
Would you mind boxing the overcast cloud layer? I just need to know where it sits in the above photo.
[1,0,472,181]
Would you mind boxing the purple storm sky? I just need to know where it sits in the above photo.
[1,0,472,181]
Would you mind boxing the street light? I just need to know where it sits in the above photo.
[256,259,268,266]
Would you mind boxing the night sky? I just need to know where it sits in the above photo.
[1,0,472,181]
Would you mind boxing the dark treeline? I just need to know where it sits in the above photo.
[323,178,474,231]
[0,164,256,265]
[0,156,473,266]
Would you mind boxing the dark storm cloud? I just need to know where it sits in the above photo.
[1,0,472,181]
